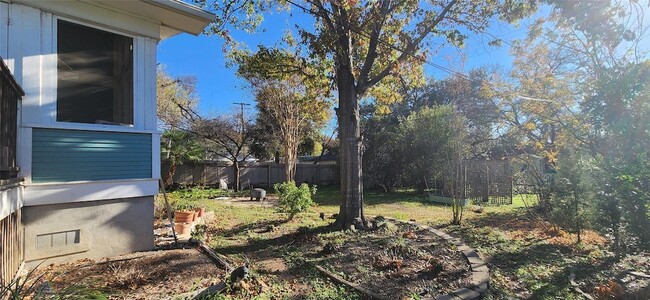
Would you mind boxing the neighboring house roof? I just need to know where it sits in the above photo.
[12,0,215,39]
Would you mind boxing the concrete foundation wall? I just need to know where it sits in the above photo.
[23,196,154,266]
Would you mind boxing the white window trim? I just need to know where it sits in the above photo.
[52,16,141,130]
[21,122,160,135]
[24,178,159,206]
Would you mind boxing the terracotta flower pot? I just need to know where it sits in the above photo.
[196,207,206,218]
[174,211,194,223]
[193,211,199,221]
[174,222,191,236]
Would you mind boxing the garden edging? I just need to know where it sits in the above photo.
[384,217,490,300]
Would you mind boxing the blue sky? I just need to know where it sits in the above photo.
[157,8,535,121]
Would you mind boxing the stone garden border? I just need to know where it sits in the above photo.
[384,217,490,300]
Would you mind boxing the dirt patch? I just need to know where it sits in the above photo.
[39,248,225,299]
[296,221,471,298]
[257,257,288,274]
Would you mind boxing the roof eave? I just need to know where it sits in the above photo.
[143,0,215,37]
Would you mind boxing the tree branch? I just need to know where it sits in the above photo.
[358,0,458,95]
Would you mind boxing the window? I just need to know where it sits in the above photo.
[57,20,133,125]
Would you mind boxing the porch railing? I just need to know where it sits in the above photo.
[0,209,22,288]
[0,57,24,180]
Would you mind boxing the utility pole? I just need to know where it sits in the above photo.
[233,101,251,136]
[233,102,250,123]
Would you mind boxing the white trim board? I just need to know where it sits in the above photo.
[21,123,161,135]
[11,0,160,40]
[24,179,159,206]
[0,184,24,220]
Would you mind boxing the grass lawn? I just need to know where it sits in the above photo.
[38,187,650,299]
[156,186,649,299]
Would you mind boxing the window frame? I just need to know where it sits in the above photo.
[53,16,136,129]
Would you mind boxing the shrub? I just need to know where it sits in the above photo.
[274,181,316,219]
[153,195,168,220]
[191,224,207,242]
[172,200,196,212]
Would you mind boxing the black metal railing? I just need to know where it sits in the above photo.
[0,57,24,180]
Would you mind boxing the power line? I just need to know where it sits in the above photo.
[233,102,251,131]
[233,102,251,112]
[285,0,556,103]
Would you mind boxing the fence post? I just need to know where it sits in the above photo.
[509,162,514,205]
[267,164,271,189]
[482,163,489,203]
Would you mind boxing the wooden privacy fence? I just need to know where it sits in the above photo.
[162,162,339,188]
[0,209,22,286]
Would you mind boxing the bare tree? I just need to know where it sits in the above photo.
[191,115,255,192]
[157,67,197,129]
[164,91,255,191]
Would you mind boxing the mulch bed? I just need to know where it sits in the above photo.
[297,220,472,299]
[38,248,225,299]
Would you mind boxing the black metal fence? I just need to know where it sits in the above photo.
[437,159,513,205]
[0,57,23,180]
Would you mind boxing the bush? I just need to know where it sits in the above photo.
[191,224,207,242]
[171,199,197,212]
[274,181,316,219]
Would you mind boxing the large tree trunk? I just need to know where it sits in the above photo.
[284,136,298,182]
[334,62,366,230]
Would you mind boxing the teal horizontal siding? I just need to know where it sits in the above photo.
[32,128,152,183]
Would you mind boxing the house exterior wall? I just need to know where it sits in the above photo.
[0,1,166,266]
[22,196,154,265]
[0,2,161,203]
[32,128,152,183]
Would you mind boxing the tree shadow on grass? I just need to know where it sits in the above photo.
[455,207,555,244]
[313,186,442,207]
[465,208,532,229]
[448,217,624,299]
[217,218,291,237]
[438,203,643,299]
[488,243,573,272]
[523,253,620,299]
[214,225,335,255]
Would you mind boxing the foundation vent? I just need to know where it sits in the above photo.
[36,230,80,250]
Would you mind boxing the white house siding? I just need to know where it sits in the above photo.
[1,2,160,199]
[0,1,166,264]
